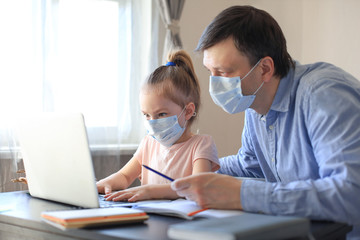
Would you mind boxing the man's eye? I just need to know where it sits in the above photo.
[214,70,226,77]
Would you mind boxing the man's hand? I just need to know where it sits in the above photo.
[171,172,243,210]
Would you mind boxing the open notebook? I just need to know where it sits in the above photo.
[14,112,132,209]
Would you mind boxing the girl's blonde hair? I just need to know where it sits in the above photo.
[143,50,201,125]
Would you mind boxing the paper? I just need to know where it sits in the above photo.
[133,199,243,220]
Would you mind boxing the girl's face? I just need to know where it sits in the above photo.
[140,90,185,125]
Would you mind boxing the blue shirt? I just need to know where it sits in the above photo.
[218,62,360,238]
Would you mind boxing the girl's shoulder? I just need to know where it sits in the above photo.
[186,134,216,147]
[189,134,214,142]
[137,135,160,150]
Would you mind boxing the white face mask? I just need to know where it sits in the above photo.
[144,107,187,147]
[209,59,263,114]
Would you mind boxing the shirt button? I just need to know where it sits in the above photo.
[269,125,274,130]
[271,158,275,162]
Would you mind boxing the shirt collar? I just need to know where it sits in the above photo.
[270,66,295,113]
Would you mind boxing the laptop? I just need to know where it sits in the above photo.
[14,112,128,209]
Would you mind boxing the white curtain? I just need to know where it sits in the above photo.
[0,0,159,192]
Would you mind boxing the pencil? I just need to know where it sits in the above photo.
[142,165,208,217]
[142,164,175,182]
[187,208,209,217]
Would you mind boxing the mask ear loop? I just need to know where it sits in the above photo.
[181,105,197,129]
[178,107,188,129]
[178,107,187,118]
[240,58,262,81]
[179,106,196,128]
[244,58,264,96]
[253,81,264,95]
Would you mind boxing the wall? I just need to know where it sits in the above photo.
[179,0,360,158]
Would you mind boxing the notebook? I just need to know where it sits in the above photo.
[41,207,149,230]
[14,112,131,209]
[133,199,245,220]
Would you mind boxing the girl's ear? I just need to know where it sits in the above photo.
[185,102,196,121]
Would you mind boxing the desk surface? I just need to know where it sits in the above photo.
[0,191,352,240]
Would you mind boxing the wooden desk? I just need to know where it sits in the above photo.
[0,191,352,240]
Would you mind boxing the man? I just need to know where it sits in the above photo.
[171,5,360,239]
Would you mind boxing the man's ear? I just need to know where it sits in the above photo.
[259,56,275,83]
[185,102,196,121]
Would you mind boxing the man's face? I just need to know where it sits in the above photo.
[203,37,259,96]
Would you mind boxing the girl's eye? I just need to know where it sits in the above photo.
[159,113,167,117]
[143,113,150,119]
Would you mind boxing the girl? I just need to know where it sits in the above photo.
[96,50,219,202]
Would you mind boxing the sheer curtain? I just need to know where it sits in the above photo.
[0,0,159,192]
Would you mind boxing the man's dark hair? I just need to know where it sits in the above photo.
[196,5,294,78]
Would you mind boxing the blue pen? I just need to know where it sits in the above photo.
[142,164,174,182]
[142,164,209,216]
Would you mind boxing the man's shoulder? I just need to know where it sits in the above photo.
[296,62,357,87]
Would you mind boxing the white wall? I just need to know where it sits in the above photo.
[178,0,360,158]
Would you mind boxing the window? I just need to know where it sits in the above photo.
[0,0,159,152]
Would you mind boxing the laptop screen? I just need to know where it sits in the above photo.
[15,112,100,208]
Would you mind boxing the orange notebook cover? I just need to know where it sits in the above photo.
[41,207,149,229]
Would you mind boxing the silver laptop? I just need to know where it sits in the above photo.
[14,112,124,208]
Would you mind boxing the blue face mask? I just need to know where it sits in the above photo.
[144,107,187,147]
[209,59,263,114]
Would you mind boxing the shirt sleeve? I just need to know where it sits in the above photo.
[242,72,360,226]
[192,135,220,172]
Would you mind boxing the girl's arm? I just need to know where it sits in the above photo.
[192,158,213,174]
[96,156,141,194]
[106,184,179,202]
[107,158,214,202]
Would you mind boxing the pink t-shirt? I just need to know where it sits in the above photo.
[134,134,219,185]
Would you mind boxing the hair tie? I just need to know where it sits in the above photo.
[165,62,176,66]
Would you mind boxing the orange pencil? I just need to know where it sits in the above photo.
[187,208,209,217]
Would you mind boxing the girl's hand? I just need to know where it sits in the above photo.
[105,185,155,202]
[96,180,113,195]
